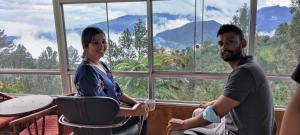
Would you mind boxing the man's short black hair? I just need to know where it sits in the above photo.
[217,24,244,40]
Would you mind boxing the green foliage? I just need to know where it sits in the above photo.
[68,46,80,68]
[133,18,147,60]
[231,3,249,36]
[196,43,229,72]
[290,0,300,13]
[0,78,23,93]
[289,10,300,61]
[37,46,58,69]
[0,44,35,68]
[0,29,12,48]
[118,28,136,59]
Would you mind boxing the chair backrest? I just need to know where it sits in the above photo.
[56,96,120,135]
[0,92,12,103]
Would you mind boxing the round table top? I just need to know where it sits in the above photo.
[0,95,53,116]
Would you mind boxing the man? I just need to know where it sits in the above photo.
[167,24,276,135]
[279,62,300,135]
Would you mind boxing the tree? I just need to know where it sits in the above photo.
[231,3,249,36]
[0,78,23,93]
[288,10,300,61]
[0,44,35,68]
[37,46,58,69]
[68,46,80,68]
[133,18,147,60]
[118,28,136,59]
[290,0,300,13]
[109,39,122,69]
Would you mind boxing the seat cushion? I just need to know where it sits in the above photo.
[0,116,17,128]
[20,115,58,135]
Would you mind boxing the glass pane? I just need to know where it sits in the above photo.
[114,77,148,99]
[153,0,195,71]
[155,78,224,102]
[0,74,62,95]
[255,0,298,75]
[195,0,250,73]
[63,3,107,69]
[270,79,296,107]
[107,2,148,71]
[0,0,59,69]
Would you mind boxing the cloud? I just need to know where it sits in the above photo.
[0,20,58,58]
[66,31,83,57]
[153,19,191,36]
[258,0,291,8]
[153,0,195,15]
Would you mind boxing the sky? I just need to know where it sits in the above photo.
[0,0,292,58]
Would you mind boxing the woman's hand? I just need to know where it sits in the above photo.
[132,102,149,118]
[199,100,215,109]
[167,118,185,134]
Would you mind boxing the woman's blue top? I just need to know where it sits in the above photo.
[74,60,123,104]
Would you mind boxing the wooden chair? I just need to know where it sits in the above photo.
[0,92,19,135]
[9,105,58,135]
[0,92,13,102]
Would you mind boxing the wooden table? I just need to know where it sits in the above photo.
[0,95,53,116]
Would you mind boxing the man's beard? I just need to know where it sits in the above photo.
[220,48,243,62]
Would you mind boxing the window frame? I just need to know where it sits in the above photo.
[0,0,293,104]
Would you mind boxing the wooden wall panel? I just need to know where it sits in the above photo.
[147,103,198,135]
[147,103,285,135]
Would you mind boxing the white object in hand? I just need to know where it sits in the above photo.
[144,99,156,111]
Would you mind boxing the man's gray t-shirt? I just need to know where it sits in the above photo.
[223,56,276,135]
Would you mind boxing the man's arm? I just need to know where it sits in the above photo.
[167,95,239,132]
[279,83,300,135]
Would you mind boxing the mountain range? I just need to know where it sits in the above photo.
[3,5,294,50]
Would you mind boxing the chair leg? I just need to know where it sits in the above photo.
[42,115,46,135]
[26,123,32,135]
[34,118,39,135]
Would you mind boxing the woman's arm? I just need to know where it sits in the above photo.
[120,93,138,106]
[117,103,148,118]
[279,83,300,135]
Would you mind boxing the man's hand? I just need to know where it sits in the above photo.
[167,118,185,134]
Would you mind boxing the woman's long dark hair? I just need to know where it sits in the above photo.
[81,27,105,58]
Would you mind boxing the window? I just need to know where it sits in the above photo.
[64,3,107,69]
[255,0,298,75]
[64,2,148,71]
[155,78,224,101]
[196,0,250,72]
[255,0,298,106]
[0,0,61,94]
[153,0,196,71]
[0,1,59,69]
[107,2,148,71]
[115,77,148,99]
[153,0,250,72]
[1,0,294,107]
[270,80,296,107]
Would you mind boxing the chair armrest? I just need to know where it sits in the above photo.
[58,115,131,129]
[9,105,57,126]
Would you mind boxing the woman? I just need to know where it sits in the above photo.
[74,27,148,121]
[279,62,300,135]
